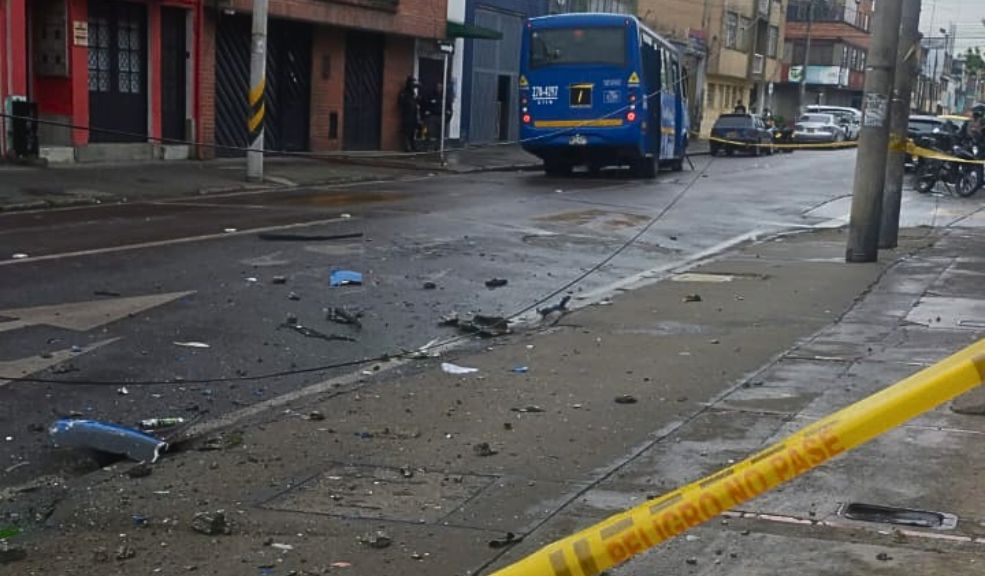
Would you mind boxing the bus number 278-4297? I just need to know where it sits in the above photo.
[531,85,559,103]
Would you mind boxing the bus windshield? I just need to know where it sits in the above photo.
[529,27,626,69]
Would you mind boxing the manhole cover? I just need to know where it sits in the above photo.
[260,464,493,523]
[840,502,957,530]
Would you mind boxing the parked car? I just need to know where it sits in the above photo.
[806,105,862,140]
[793,114,847,144]
[710,114,774,156]
[905,115,968,171]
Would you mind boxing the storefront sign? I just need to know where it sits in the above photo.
[73,21,89,47]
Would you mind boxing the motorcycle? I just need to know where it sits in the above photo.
[913,132,981,197]
[769,126,795,154]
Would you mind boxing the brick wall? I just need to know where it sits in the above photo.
[229,0,447,40]
[198,9,216,159]
[309,26,345,152]
[380,34,414,151]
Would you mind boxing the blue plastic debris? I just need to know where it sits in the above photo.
[49,419,167,463]
[330,270,363,287]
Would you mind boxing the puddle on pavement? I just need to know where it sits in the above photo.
[534,209,649,229]
[840,502,958,530]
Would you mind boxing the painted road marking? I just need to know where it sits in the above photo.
[0,217,353,267]
[0,338,119,388]
[0,291,195,333]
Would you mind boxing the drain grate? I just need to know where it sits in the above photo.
[840,502,958,530]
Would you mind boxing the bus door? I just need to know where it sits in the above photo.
[641,40,661,155]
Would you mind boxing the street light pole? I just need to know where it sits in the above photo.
[797,0,815,115]
[845,0,904,263]
[246,0,268,182]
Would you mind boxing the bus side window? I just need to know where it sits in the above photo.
[642,43,659,100]
[680,64,689,100]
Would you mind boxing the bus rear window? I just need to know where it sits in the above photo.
[529,27,626,69]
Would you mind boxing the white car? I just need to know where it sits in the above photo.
[793,113,848,143]
[805,105,862,140]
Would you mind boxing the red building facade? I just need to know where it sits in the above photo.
[1,0,446,160]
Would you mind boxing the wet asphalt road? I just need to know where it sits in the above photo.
[0,149,964,486]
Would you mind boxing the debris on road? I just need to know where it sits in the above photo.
[614,395,638,405]
[442,362,478,375]
[10,253,28,260]
[683,294,703,303]
[446,314,510,337]
[3,461,28,473]
[537,295,571,319]
[117,386,129,395]
[485,278,508,289]
[191,510,230,536]
[269,543,294,551]
[288,291,301,301]
[173,341,210,349]
[49,419,167,463]
[271,276,287,284]
[488,532,522,549]
[223,228,237,233]
[359,531,392,549]
[329,270,363,286]
[281,322,357,343]
[308,411,326,421]
[512,366,529,374]
[138,417,186,430]
[876,552,893,562]
[511,405,546,413]
[330,561,352,568]
[115,544,135,561]
[257,231,364,242]
[473,442,498,457]
[325,306,362,328]
[423,281,437,290]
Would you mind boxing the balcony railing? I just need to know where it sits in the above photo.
[786,2,869,31]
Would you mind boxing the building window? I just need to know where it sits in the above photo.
[767,25,779,58]
[738,17,752,51]
[725,12,738,49]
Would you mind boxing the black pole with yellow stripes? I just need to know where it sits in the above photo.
[246,0,268,182]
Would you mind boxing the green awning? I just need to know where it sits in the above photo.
[446,20,503,40]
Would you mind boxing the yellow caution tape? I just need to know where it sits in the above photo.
[491,340,985,576]
[905,140,985,165]
[704,134,858,150]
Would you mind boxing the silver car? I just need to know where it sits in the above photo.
[793,113,848,144]
[805,105,862,140]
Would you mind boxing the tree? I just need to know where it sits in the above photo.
[966,47,985,75]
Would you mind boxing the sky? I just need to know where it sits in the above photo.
[919,0,985,53]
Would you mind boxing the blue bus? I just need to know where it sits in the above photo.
[519,13,689,178]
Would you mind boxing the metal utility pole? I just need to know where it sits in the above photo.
[880,0,922,249]
[797,0,815,115]
[845,0,904,263]
[246,0,268,182]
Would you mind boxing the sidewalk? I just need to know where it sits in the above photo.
[0,145,541,212]
[5,225,984,574]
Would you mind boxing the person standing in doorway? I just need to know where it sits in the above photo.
[398,76,421,152]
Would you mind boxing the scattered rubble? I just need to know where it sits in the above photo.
[271,275,287,284]
[485,278,508,289]
[511,405,545,413]
[423,281,437,290]
[488,532,522,549]
[281,322,356,343]
[359,531,391,549]
[325,306,362,328]
[173,341,210,349]
[191,510,230,536]
[683,294,702,303]
[614,395,638,405]
[126,463,153,479]
[473,442,498,457]
[308,411,326,421]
